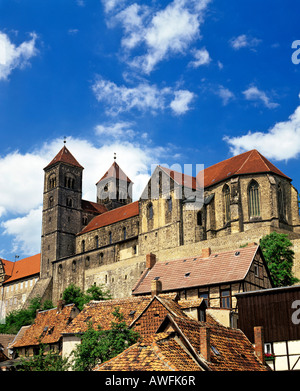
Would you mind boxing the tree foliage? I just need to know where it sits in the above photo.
[260,231,299,287]
[71,307,140,371]
[62,283,111,311]
[0,297,53,334]
[19,344,70,371]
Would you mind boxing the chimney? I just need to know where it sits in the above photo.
[202,248,211,258]
[57,299,65,312]
[199,327,210,362]
[151,279,162,296]
[254,326,265,365]
[146,253,156,269]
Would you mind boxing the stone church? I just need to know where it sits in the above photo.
[2,145,300,314]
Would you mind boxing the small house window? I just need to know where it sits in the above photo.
[254,264,259,277]
[198,291,209,307]
[220,289,231,308]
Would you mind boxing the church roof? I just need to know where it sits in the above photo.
[132,245,261,295]
[79,200,139,235]
[3,254,40,284]
[44,146,84,170]
[199,149,291,188]
[96,161,132,184]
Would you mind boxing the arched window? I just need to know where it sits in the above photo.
[197,210,202,226]
[277,184,285,219]
[66,197,73,207]
[148,203,154,219]
[99,252,104,265]
[49,196,54,208]
[72,260,76,272]
[248,180,260,218]
[167,197,172,212]
[48,175,56,190]
[223,185,231,223]
[85,256,90,268]
[65,175,75,189]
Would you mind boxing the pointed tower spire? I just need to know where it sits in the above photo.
[44,146,83,170]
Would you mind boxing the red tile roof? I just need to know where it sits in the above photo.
[132,246,259,295]
[79,200,139,235]
[3,254,40,284]
[96,161,132,184]
[1,258,14,279]
[13,304,78,348]
[81,199,107,215]
[198,149,290,188]
[44,146,83,170]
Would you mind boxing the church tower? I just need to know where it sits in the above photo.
[96,160,133,211]
[40,145,83,278]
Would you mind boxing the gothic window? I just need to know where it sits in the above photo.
[223,185,231,223]
[248,180,260,218]
[277,184,285,220]
[167,197,172,212]
[148,203,154,219]
[197,210,203,226]
[49,196,54,208]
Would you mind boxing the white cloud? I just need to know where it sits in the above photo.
[170,90,195,114]
[229,34,261,50]
[92,76,195,115]
[216,85,235,105]
[106,0,210,74]
[224,103,300,161]
[189,48,211,68]
[0,135,174,256]
[0,31,38,80]
[95,121,136,139]
[243,86,279,109]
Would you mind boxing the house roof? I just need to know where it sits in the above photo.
[96,161,132,184]
[0,258,14,279]
[78,200,139,235]
[198,149,291,188]
[93,333,203,371]
[62,296,153,334]
[44,146,84,170]
[158,314,267,371]
[81,199,107,215]
[3,254,40,284]
[13,304,78,348]
[132,245,259,295]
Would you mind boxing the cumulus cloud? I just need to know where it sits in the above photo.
[104,0,211,74]
[243,86,279,109]
[95,121,136,139]
[189,48,211,68]
[92,76,195,115]
[229,34,261,50]
[216,85,235,105]
[224,103,300,161]
[0,135,174,256]
[170,90,195,114]
[0,31,38,80]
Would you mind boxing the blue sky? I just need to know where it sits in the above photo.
[0,0,300,260]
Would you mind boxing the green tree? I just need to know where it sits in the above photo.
[62,283,111,311]
[19,344,70,371]
[260,231,299,287]
[71,307,140,371]
[0,296,53,334]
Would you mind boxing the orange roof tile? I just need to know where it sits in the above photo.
[44,146,83,170]
[13,304,78,348]
[132,246,259,295]
[78,200,139,235]
[199,149,290,188]
[3,254,40,284]
[81,199,107,215]
[1,258,14,278]
[96,161,132,184]
[93,334,202,371]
